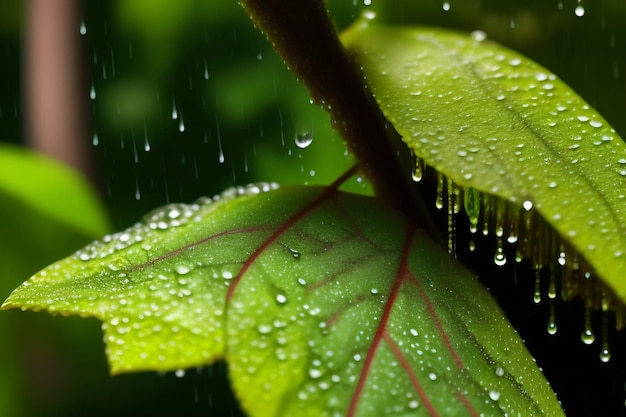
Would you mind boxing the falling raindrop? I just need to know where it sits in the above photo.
[90,82,96,100]
[79,18,87,35]
[574,5,585,17]
[172,98,178,120]
[295,131,313,149]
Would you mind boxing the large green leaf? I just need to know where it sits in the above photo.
[342,20,626,307]
[3,183,563,416]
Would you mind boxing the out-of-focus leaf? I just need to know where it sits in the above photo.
[3,183,563,416]
[342,21,626,304]
[0,143,111,417]
[0,144,110,239]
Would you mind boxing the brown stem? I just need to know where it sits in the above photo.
[239,0,437,235]
[24,0,99,188]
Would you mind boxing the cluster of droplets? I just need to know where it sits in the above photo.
[413,161,623,362]
[74,182,279,263]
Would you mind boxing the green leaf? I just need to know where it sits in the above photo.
[0,143,111,417]
[0,143,110,240]
[3,183,563,416]
[342,21,626,306]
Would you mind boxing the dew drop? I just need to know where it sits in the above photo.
[428,372,437,381]
[276,293,288,304]
[408,400,419,409]
[470,30,487,42]
[175,265,190,275]
[489,390,501,401]
[442,1,450,11]
[257,324,272,335]
[495,367,505,377]
[295,132,313,149]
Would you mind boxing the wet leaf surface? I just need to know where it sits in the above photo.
[3,183,563,416]
[342,21,626,306]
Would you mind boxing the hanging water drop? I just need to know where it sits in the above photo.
[547,303,557,335]
[90,82,96,100]
[411,156,424,182]
[92,131,99,146]
[493,239,507,266]
[581,305,595,345]
[80,18,87,35]
[295,132,313,149]
[435,172,445,210]
[533,269,542,304]
[464,187,480,233]
[179,117,185,133]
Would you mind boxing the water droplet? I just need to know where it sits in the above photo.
[410,328,418,337]
[495,367,505,377]
[179,117,185,132]
[523,200,533,211]
[547,303,557,335]
[464,187,481,233]
[533,269,542,304]
[599,347,611,363]
[493,238,506,266]
[295,132,313,149]
[574,5,585,17]
[370,288,379,295]
[489,390,501,401]
[92,131,99,146]
[428,372,437,381]
[257,324,272,334]
[276,293,288,304]
[79,19,87,35]
[90,83,96,100]
[309,368,323,379]
[176,265,190,275]
[175,369,185,378]
[442,1,450,11]
[471,30,487,42]
[589,120,603,128]
[435,172,445,210]
[412,157,424,182]
[408,400,419,409]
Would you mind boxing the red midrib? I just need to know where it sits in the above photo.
[347,226,479,417]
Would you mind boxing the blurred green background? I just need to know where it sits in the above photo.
[1,0,626,416]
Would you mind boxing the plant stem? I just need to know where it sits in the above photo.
[239,0,437,236]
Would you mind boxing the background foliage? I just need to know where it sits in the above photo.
[1,0,626,415]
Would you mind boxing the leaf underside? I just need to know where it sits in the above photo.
[342,22,626,311]
[3,184,563,416]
